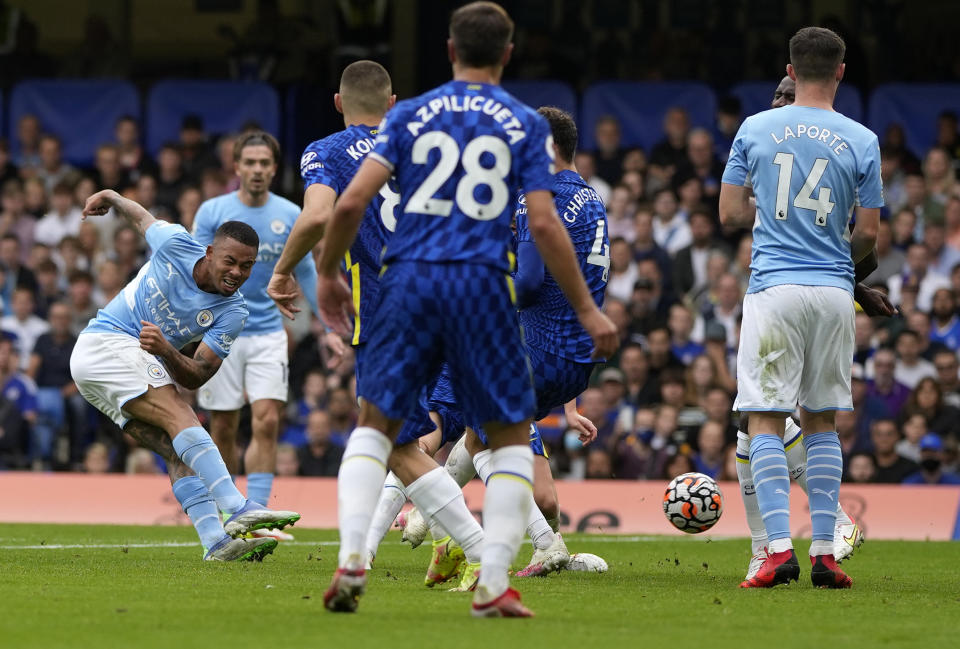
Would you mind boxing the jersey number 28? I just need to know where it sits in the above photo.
[405,132,510,221]
[772,153,835,226]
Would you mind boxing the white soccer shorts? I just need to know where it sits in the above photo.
[70,332,175,428]
[197,329,289,410]
[735,284,854,414]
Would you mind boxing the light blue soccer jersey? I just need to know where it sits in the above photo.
[722,105,884,294]
[84,222,248,358]
[192,192,319,336]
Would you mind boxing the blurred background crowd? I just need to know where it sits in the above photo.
[0,0,959,487]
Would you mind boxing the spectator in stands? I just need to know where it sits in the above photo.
[178,115,218,184]
[880,147,907,214]
[621,148,646,176]
[604,298,632,347]
[845,452,876,483]
[606,237,638,302]
[215,134,240,193]
[133,174,170,221]
[114,115,154,181]
[867,219,905,285]
[924,222,960,279]
[0,180,35,259]
[1,287,48,370]
[936,111,960,163]
[933,349,960,407]
[33,260,60,318]
[691,420,724,479]
[176,186,202,233]
[870,418,920,483]
[648,107,690,192]
[297,410,343,477]
[276,442,300,477]
[0,336,35,464]
[125,448,161,475]
[619,342,658,407]
[929,290,960,352]
[0,380,25,469]
[898,413,926,462]
[902,433,960,485]
[631,205,671,281]
[922,147,957,208]
[606,184,635,243]
[82,441,110,474]
[597,367,627,415]
[701,273,741,349]
[573,152,610,203]
[0,234,37,309]
[661,450,694,481]
[890,207,916,250]
[34,181,81,248]
[92,143,128,192]
[713,95,741,162]
[703,387,736,442]
[854,312,876,366]
[580,387,616,445]
[685,354,721,405]
[66,270,96,336]
[28,302,86,468]
[673,207,728,299]
[902,376,960,438]
[645,327,683,385]
[673,176,702,222]
[650,188,690,256]
[154,144,186,217]
[676,128,723,199]
[200,167,228,202]
[35,134,76,194]
[610,416,652,480]
[888,243,950,311]
[667,304,703,366]
[326,387,357,448]
[92,259,123,307]
[621,169,644,204]
[865,347,910,420]
[894,330,936,389]
[906,310,934,360]
[0,139,18,185]
[592,115,625,185]
[22,177,45,219]
[946,198,960,250]
[14,114,41,171]
[882,124,920,176]
[585,447,614,479]
[108,225,143,281]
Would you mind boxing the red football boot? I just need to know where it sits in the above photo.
[739,549,800,588]
[323,568,367,612]
[810,554,853,588]
[471,588,534,618]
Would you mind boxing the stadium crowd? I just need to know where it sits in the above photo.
[1,102,959,487]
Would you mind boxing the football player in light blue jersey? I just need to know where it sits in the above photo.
[720,26,882,589]
[192,131,341,541]
[70,189,300,561]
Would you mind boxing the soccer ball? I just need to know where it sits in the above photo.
[662,472,723,533]
[566,553,608,573]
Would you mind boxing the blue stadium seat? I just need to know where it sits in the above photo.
[146,80,280,155]
[868,83,960,159]
[580,81,717,152]
[502,80,578,122]
[729,81,863,122]
[8,80,140,166]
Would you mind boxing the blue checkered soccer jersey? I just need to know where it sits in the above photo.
[516,169,608,363]
[192,192,316,336]
[301,124,399,345]
[369,80,555,271]
[722,105,884,295]
[84,222,247,358]
[360,80,556,426]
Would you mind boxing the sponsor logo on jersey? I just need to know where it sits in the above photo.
[270,219,286,235]
[300,151,317,168]
[147,364,167,380]
[196,310,213,327]
[221,333,234,347]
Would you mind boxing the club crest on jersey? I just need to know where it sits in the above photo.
[147,364,167,380]
[196,310,213,327]
[270,219,286,235]
[300,151,317,169]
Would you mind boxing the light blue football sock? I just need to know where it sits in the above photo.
[172,427,246,514]
[802,432,843,545]
[749,434,792,546]
[246,472,273,507]
[172,476,224,549]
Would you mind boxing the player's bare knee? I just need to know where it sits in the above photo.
[799,409,836,434]
[250,400,281,438]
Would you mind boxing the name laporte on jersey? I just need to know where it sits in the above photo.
[770,122,850,156]
[399,93,528,144]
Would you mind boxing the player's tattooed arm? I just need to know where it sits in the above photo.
[138,321,223,390]
[81,189,157,237]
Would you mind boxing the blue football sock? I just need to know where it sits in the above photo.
[749,434,792,546]
[802,432,843,546]
[172,476,224,549]
[172,427,246,514]
[246,472,273,507]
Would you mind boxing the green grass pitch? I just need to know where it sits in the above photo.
[1,524,956,649]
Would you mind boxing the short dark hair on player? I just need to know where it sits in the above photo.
[537,106,577,163]
[449,1,514,68]
[340,60,393,116]
[789,26,845,82]
[214,221,259,250]
[233,130,280,165]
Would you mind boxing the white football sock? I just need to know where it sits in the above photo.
[428,518,450,541]
[526,505,556,551]
[337,426,392,569]
[736,431,768,554]
[477,445,533,599]
[473,448,493,483]
[445,434,477,487]
[365,471,407,560]
[405,466,484,563]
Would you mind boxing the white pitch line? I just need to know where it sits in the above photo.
[0,535,735,551]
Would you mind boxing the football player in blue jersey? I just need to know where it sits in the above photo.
[269,60,490,594]
[720,27,882,589]
[192,131,339,542]
[314,2,617,617]
[733,73,894,583]
[70,190,300,561]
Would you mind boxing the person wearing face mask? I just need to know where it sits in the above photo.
[902,433,960,484]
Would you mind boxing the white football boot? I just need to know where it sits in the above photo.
[515,533,570,577]
[834,517,864,562]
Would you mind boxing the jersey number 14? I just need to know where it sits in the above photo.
[772,153,835,226]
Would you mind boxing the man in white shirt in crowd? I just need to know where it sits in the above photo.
[35,181,82,248]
